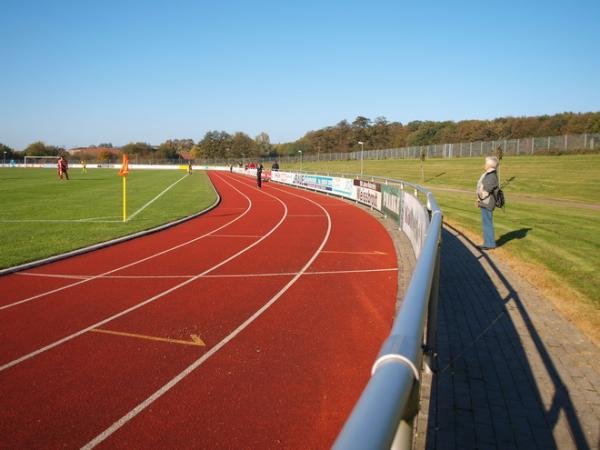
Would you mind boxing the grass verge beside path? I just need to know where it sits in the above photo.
[284,155,600,341]
[0,168,217,269]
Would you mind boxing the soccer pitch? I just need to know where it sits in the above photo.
[0,168,217,269]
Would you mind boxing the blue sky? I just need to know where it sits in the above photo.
[1,0,599,149]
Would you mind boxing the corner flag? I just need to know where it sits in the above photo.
[119,155,129,222]
[119,154,129,176]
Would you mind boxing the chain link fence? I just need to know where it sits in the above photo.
[270,132,599,165]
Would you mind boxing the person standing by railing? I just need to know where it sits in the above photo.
[476,156,499,249]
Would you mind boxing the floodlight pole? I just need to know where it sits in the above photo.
[3,151,6,167]
[298,150,303,171]
[358,141,364,177]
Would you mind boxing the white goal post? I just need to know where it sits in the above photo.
[24,155,61,168]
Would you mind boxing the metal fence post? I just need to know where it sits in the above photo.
[516,138,520,155]
[424,228,441,374]
[531,137,535,154]
[565,134,568,151]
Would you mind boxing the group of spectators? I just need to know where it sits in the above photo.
[235,161,280,171]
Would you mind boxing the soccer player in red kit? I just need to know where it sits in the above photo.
[57,156,69,180]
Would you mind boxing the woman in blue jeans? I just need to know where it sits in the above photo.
[476,156,500,250]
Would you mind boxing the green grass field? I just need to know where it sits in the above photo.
[284,155,600,307]
[0,168,217,269]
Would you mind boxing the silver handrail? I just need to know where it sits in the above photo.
[290,170,442,450]
[264,167,442,448]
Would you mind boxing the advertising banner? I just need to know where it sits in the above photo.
[288,173,355,199]
[354,179,382,210]
[271,171,295,184]
[401,192,430,257]
[381,184,402,222]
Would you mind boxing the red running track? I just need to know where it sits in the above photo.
[0,171,398,449]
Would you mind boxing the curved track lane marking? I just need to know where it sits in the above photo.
[81,175,333,450]
[0,175,251,312]
[0,175,289,373]
[16,267,397,280]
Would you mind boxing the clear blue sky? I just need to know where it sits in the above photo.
[1,0,599,149]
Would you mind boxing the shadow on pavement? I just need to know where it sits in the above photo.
[424,224,590,449]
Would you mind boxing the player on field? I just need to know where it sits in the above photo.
[188,159,193,175]
[57,156,69,181]
[81,160,87,174]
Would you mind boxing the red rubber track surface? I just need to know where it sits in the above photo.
[0,172,398,449]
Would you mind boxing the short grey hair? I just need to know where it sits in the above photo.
[485,156,499,168]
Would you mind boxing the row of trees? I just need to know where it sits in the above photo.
[2,112,598,161]
[193,131,275,159]
[277,112,600,156]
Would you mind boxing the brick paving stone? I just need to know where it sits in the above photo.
[416,226,600,450]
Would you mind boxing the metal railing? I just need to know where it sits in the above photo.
[334,173,442,449]
[271,169,443,449]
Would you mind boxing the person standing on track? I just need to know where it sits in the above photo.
[476,156,499,250]
[256,162,263,188]
[57,156,69,181]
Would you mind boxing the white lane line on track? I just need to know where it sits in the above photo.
[0,174,288,373]
[81,174,333,449]
[0,176,250,312]
[126,173,189,222]
[17,267,398,280]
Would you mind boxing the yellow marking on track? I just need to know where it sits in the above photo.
[321,250,387,255]
[90,328,205,347]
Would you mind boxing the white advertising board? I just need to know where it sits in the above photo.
[401,192,430,257]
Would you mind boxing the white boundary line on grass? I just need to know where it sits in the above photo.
[0,173,288,373]
[82,174,333,449]
[126,173,189,222]
[0,176,222,277]
[0,218,123,223]
[0,176,234,311]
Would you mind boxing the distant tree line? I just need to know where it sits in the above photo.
[2,112,598,161]
[276,111,600,156]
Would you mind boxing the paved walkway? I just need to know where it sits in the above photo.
[416,225,600,450]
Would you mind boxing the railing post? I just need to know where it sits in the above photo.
[424,230,441,374]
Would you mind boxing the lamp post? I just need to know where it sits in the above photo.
[298,150,303,171]
[3,151,6,167]
[358,141,364,177]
